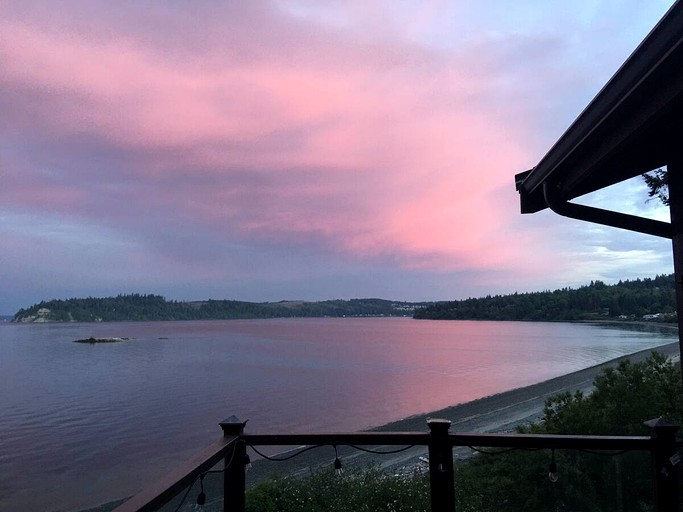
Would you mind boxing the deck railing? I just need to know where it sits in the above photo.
[113,416,680,512]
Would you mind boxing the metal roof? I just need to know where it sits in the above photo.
[516,0,683,215]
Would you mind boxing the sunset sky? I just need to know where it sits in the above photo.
[0,0,676,314]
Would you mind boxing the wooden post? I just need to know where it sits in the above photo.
[668,158,683,402]
[427,418,456,512]
[220,416,247,512]
[644,418,680,512]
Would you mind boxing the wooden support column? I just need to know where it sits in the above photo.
[667,157,683,396]
[644,418,680,512]
[220,416,247,512]
[427,418,456,512]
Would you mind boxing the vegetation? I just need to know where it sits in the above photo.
[246,466,430,512]
[14,274,678,323]
[415,274,676,322]
[13,294,424,323]
[456,352,682,511]
[244,353,682,512]
[642,168,669,206]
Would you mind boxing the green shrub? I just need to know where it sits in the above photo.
[455,351,682,512]
[246,465,429,512]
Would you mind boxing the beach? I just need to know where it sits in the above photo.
[245,341,681,483]
[83,340,680,512]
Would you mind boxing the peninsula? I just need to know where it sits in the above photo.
[12,274,676,323]
[13,295,426,323]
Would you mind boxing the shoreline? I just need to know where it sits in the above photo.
[81,340,680,512]
[241,341,681,485]
[375,340,680,434]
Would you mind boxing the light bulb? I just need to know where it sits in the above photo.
[548,461,558,483]
[196,490,206,506]
[333,445,344,476]
[196,473,207,507]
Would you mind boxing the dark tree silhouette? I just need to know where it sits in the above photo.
[642,168,669,206]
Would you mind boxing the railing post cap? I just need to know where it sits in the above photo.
[644,417,679,438]
[219,415,248,435]
[427,417,451,435]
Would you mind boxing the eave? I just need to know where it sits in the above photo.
[516,0,683,216]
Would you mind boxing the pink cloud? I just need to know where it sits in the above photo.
[0,0,605,292]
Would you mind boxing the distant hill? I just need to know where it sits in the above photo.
[414,274,677,322]
[13,275,678,323]
[12,294,428,323]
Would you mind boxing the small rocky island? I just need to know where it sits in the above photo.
[73,337,130,344]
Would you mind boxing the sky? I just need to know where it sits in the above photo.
[0,0,677,315]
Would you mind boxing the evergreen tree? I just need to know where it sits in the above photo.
[642,168,669,206]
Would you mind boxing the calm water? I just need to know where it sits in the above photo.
[0,318,677,511]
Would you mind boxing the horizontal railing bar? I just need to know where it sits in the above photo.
[112,434,239,512]
[115,430,659,511]
[243,432,654,451]
[457,432,653,450]
[243,432,431,446]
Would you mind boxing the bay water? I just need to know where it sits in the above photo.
[0,317,677,511]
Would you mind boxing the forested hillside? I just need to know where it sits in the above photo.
[13,294,421,322]
[14,274,677,323]
[414,274,676,321]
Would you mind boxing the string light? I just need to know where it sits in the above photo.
[195,473,206,509]
[249,444,322,461]
[350,444,415,454]
[333,445,344,476]
[171,438,629,512]
[548,449,558,483]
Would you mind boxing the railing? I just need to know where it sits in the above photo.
[113,416,680,512]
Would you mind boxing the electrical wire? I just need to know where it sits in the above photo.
[172,440,240,512]
[249,444,323,461]
[575,448,630,456]
[172,477,199,512]
[468,446,540,455]
[468,445,630,456]
[172,440,632,511]
[349,444,415,454]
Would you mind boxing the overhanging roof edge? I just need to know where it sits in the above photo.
[518,0,682,211]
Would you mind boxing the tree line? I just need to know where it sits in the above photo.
[13,274,678,323]
[12,294,422,322]
[414,274,677,322]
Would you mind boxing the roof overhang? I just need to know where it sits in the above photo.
[516,0,683,215]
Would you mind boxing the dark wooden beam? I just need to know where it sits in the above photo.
[668,157,683,391]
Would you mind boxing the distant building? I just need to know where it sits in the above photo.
[642,313,662,320]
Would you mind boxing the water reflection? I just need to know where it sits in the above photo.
[0,318,676,511]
